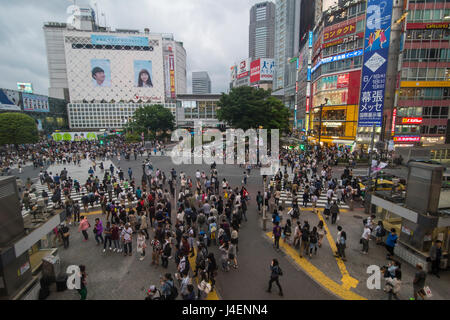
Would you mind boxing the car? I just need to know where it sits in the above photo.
[407,159,442,165]
[359,178,405,192]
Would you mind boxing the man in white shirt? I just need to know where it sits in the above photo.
[361,226,371,254]
[196,170,201,182]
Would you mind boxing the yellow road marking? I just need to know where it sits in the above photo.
[315,210,359,290]
[188,248,220,300]
[265,232,366,300]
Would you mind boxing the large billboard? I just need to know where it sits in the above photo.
[22,93,49,112]
[0,89,21,111]
[52,132,101,141]
[17,83,33,93]
[250,59,274,83]
[237,59,250,79]
[250,59,260,83]
[64,30,165,103]
[91,59,111,87]
[358,0,394,127]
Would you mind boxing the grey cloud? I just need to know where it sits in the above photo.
[1,0,267,95]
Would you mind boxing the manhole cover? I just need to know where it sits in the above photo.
[353,215,363,219]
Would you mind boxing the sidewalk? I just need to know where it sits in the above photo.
[268,206,449,300]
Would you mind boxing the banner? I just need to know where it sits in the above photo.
[358,0,394,127]
[17,83,33,93]
[237,59,250,79]
[323,22,356,42]
[91,35,149,47]
[260,59,274,80]
[0,89,21,111]
[52,132,101,142]
[22,93,49,112]
[169,54,176,98]
[250,59,261,83]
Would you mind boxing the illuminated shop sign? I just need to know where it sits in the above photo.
[393,136,420,143]
[401,117,422,124]
[406,23,449,30]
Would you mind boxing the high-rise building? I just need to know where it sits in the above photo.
[249,2,276,60]
[192,72,212,94]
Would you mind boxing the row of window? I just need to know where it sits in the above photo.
[409,0,449,3]
[401,67,449,81]
[408,9,450,22]
[322,38,364,57]
[395,125,447,135]
[399,87,450,99]
[406,29,450,41]
[397,106,449,117]
[403,48,450,61]
[312,56,362,81]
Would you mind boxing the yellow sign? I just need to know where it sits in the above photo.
[400,81,450,88]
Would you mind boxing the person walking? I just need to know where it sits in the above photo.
[151,235,161,265]
[330,201,339,224]
[111,222,121,252]
[309,226,319,257]
[266,259,283,296]
[283,219,292,244]
[161,236,172,268]
[317,220,327,247]
[299,222,310,258]
[94,218,104,246]
[59,223,70,249]
[429,240,442,278]
[273,222,282,250]
[78,216,90,241]
[334,226,347,261]
[102,221,112,252]
[374,221,386,245]
[121,223,133,256]
[361,224,371,254]
[137,230,147,261]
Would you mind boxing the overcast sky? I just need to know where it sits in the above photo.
[0,0,269,96]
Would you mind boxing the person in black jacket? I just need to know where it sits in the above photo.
[266,259,283,296]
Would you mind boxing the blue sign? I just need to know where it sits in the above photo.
[308,31,313,48]
[307,67,311,81]
[311,49,363,74]
[91,35,149,47]
[358,0,394,127]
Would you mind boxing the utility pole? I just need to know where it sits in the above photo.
[317,98,328,145]
[262,175,267,231]
[365,123,376,213]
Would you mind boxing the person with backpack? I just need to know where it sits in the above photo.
[374,221,386,245]
[317,220,327,247]
[330,201,340,224]
[293,221,302,249]
[160,273,177,300]
[283,219,292,244]
[161,236,172,268]
[206,253,217,290]
[266,259,283,296]
[334,226,347,261]
[299,222,310,258]
[256,191,263,212]
[309,226,319,257]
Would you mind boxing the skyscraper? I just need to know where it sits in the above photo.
[192,72,211,94]
[249,2,276,60]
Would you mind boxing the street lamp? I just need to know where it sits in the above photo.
[318,98,329,145]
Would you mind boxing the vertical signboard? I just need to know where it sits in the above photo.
[250,59,261,83]
[260,59,274,81]
[358,0,394,127]
[237,59,250,79]
[169,54,176,99]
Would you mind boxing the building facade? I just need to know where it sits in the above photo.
[175,94,224,128]
[393,0,450,147]
[192,72,212,94]
[249,2,276,60]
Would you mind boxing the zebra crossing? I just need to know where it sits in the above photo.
[22,181,140,217]
[269,174,349,209]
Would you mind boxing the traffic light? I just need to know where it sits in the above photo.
[299,144,305,150]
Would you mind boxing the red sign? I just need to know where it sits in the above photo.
[337,74,349,88]
[306,97,310,113]
[401,117,422,124]
[323,22,356,42]
[407,23,449,30]
[393,136,420,143]
[391,109,397,135]
[169,54,175,99]
[250,59,260,83]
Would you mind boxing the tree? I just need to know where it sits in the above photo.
[216,86,290,132]
[0,113,39,146]
[127,104,175,138]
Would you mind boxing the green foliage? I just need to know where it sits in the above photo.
[125,132,141,143]
[216,86,290,132]
[0,113,39,145]
[128,104,175,137]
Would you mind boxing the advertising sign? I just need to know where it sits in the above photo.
[17,82,33,93]
[323,22,356,42]
[134,60,153,88]
[337,73,349,88]
[401,117,422,124]
[52,132,101,142]
[91,59,111,87]
[169,54,176,98]
[260,59,274,80]
[0,89,21,111]
[309,31,313,48]
[311,49,363,73]
[22,93,49,112]
[250,59,261,83]
[237,59,250,79]
[358,0,394,127]
[391,108,397,135]
[91,35,149,47]
[323,34,360,48]
[230,65,237,81]
[393,136,420,143]
[325,8,348,27]
[406,23,449,30]
[400,81,450,88]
